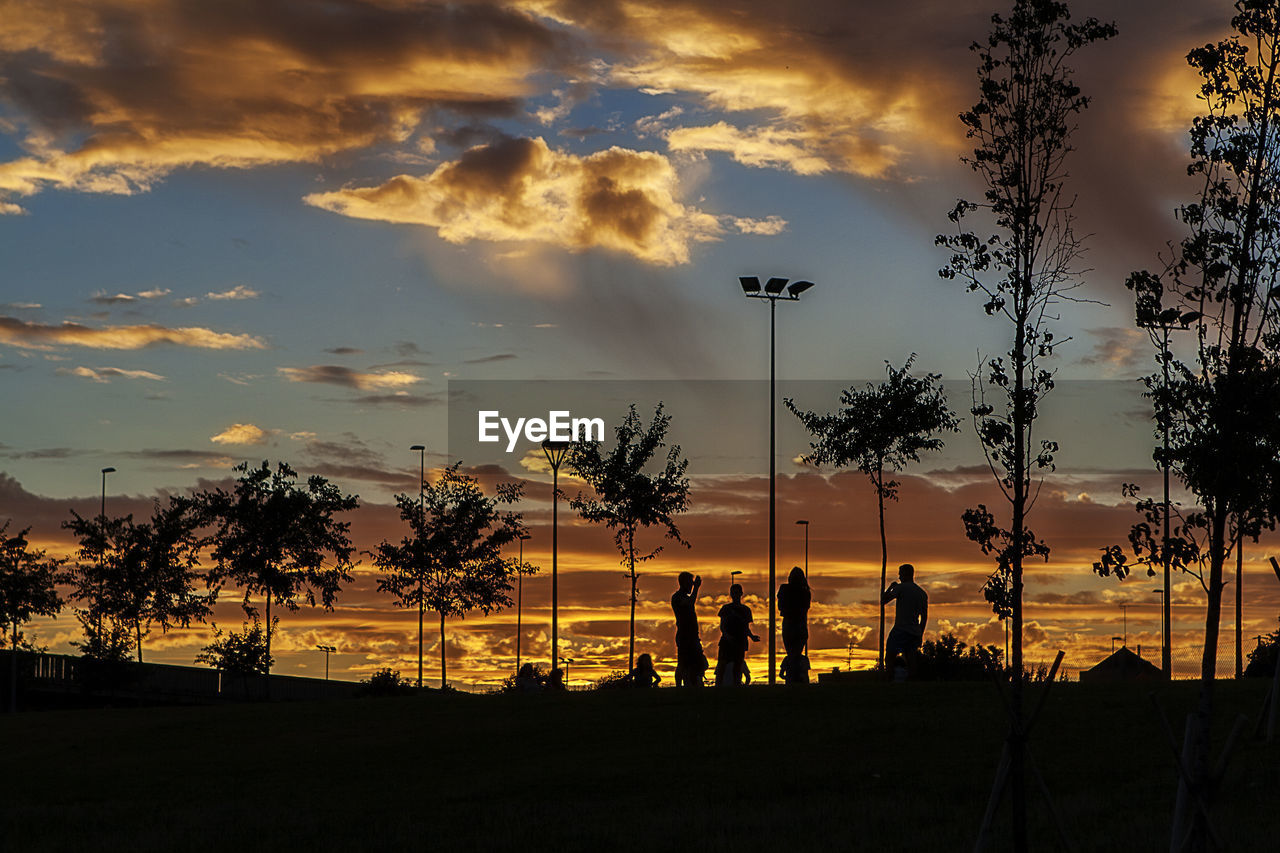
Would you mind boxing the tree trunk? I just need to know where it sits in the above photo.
[440,609,447,689]
[876,467,887,671]
[9,623,17,713]
[264,594,272,701]
[1175,505,1227,853]
[1009,298,1029,853]
[1235,522,1243,680]
[136,621,144,664]
[628,529,637,673]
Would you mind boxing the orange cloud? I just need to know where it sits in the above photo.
[305,135,731,265]
[209,423,273,445]
[0,315,265,350]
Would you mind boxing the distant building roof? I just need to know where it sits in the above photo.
[1079,646,1166,683]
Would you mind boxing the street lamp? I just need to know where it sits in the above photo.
[730,569,742,590]
[560,656,575,688]
[100,467,116,520]
[740,274,816,684]
[795,519,810,575]
[97,466,116,640]
[410,444,426,689]
[543,439,571,673]
[316,644,336,680]
[516,532,531,673]
[1112,636,1122,654]
[1135,302,1195,679]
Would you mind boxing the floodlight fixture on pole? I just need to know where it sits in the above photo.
[316,644,336,680]
[730,569,742,591]
[410,444,426,688]
[543,439,572,673]
[560,656,575,687]
[739,273,816,684]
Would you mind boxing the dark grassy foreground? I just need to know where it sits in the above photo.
[2,679,1276,852]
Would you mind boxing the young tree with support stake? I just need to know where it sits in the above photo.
[200,461,359,688]
[569,403,691,674]
[0,523,64,712]
[785,356,957,670]
[1115,3,1280,846]
[936,2,1114,849]
[372,463,523,689]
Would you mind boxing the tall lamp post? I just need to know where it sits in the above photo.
[740,275,815,684]
[1136,305,1193,678]
[410,444,426,689]
[516,532,531,673]
[97,466,116,640]
[542,439,571,673]
[316,644,336,680]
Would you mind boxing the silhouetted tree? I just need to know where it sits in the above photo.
[936,2,1114,849]
[201,461,358,685]
[569,403,691,672]
[372,464,522,689]
[195,617,274,675]
[786,355,957,669]
[0,523,65,711]
[1115,4,1280,845]
[64,496,210,663]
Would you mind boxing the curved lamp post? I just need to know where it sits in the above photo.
[740,275,815,684]
[542,439,571,672]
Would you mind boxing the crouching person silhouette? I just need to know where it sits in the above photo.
[882,563,928,681]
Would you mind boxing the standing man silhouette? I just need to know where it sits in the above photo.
[882,563,928,679]
[671,571,704,687]
[716,583,759,686]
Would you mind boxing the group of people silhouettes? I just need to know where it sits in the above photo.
[657,563,928,687]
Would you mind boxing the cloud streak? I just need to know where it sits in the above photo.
[0,315,265,350]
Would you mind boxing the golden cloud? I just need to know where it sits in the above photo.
[305,135,728,265]
[209,423,272,446]
[0,0,574,206]
[277,365,423,391]
[0,315,266,350]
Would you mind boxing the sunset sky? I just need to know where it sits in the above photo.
[2,0,1276,688]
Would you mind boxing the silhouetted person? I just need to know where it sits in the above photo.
[545,667,566,691]
[672,571,705,687]
[716,583,759,686]
[515,662,543,692]
[629,652,661,688]
[781,652,811,685]
[882,563,928,678]
[778,565,811,662]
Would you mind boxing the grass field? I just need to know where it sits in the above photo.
[2,679,1276,852]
